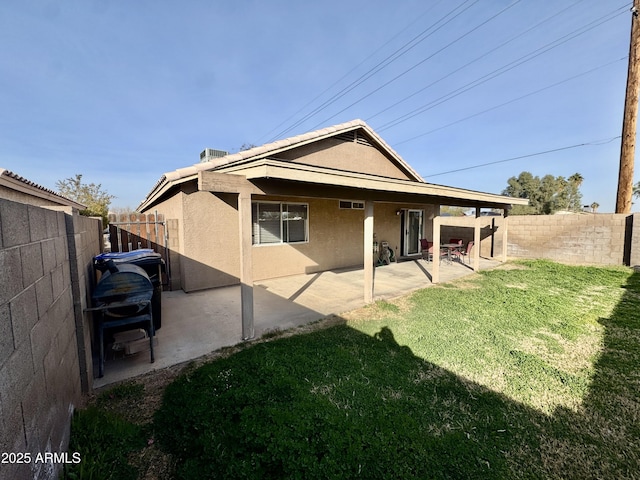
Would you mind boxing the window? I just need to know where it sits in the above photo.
[252,202,308,245]
[339,200,365,210]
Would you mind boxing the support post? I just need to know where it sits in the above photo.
[238,191,254,340]
[364,200,375,303]
[432,208,441,284]
[501,208,510,262]
[473,207,481,271]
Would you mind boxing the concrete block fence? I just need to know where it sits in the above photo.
[0,199,102,480]
[440,212,640,267]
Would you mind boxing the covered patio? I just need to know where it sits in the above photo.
[198,167,526,341]
[94,255,500,387]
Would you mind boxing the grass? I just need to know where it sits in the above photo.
[62,384,147,480]
[65,260,640,479]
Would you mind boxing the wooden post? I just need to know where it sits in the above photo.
[501,208,509,262]
[432,208,441,283]
[238,191,254,340]
[617,0,640,213]
[473,207,481,271]
[364,200,374,303]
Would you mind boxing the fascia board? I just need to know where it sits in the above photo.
[219,160,528,206]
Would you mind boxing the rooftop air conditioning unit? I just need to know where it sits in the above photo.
[200,148,228,162]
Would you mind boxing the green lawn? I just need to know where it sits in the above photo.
[65,260,640,479]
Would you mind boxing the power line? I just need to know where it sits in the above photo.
[422,136,622,178]
[254,0,447,145]
[266,0,478,142]
[377,5,629,134]
[393,56,627,146]
[307,0,523,130]
[366,0,585,123]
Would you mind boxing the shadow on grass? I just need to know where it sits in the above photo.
[153,270,640,479]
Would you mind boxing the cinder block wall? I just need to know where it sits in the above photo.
[0,199,102,480]
[506,214,628,265]
[441,213,631,266]
[630,213,640,267]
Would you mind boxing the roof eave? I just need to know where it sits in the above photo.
[0,169,86,209]
[216,159,529,208]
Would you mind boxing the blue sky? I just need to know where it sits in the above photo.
[0,0,633,212]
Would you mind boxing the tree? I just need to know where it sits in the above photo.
[109,206,140,217]
[56,174,115,225]
[502,171,585,215]
[567,173,584,212]
[634,181,640,199]
[590,202,600,213]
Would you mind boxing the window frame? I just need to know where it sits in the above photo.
[252,201,309,246]
[339,200,365,210]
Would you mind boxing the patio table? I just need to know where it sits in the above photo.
[440,243,463,262]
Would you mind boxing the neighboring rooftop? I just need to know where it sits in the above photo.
[0,168,86,210]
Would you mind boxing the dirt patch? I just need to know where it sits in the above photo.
[494,263,530,271]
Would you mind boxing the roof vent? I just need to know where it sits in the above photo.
[200,148,228,162]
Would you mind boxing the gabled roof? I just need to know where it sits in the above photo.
[0,168,86,209]
[138,120,423,210]
[138,119,528,211]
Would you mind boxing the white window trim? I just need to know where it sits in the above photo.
[252,201,310,246]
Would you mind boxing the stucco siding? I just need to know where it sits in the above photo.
[277,138,414,180]
[253,197,363,280]
[373,203,402,258]
[149,192,186,290]
[181,191,240,292]
[156,190,443,289]
[0,186,69,209]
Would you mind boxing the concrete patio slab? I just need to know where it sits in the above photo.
[93,257,499,388]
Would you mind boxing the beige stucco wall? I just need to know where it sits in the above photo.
[252,199,440,281]
[277,138,414,180]
[252,197,364,280]
[149,189,241,292]
[180,191,240,292]
[149,191,186,290]
[149,185,441,291]
[0,185,74,210]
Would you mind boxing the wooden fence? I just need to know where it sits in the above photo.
[107,213,171,288]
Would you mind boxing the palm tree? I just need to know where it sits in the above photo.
[634,181,640,199]
[590,202,599,213]
[569,173,584,186]
[567,173,584,212]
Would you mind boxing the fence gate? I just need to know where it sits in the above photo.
[107,212,171,289]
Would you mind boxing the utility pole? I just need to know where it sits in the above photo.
[616,0,640,213]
